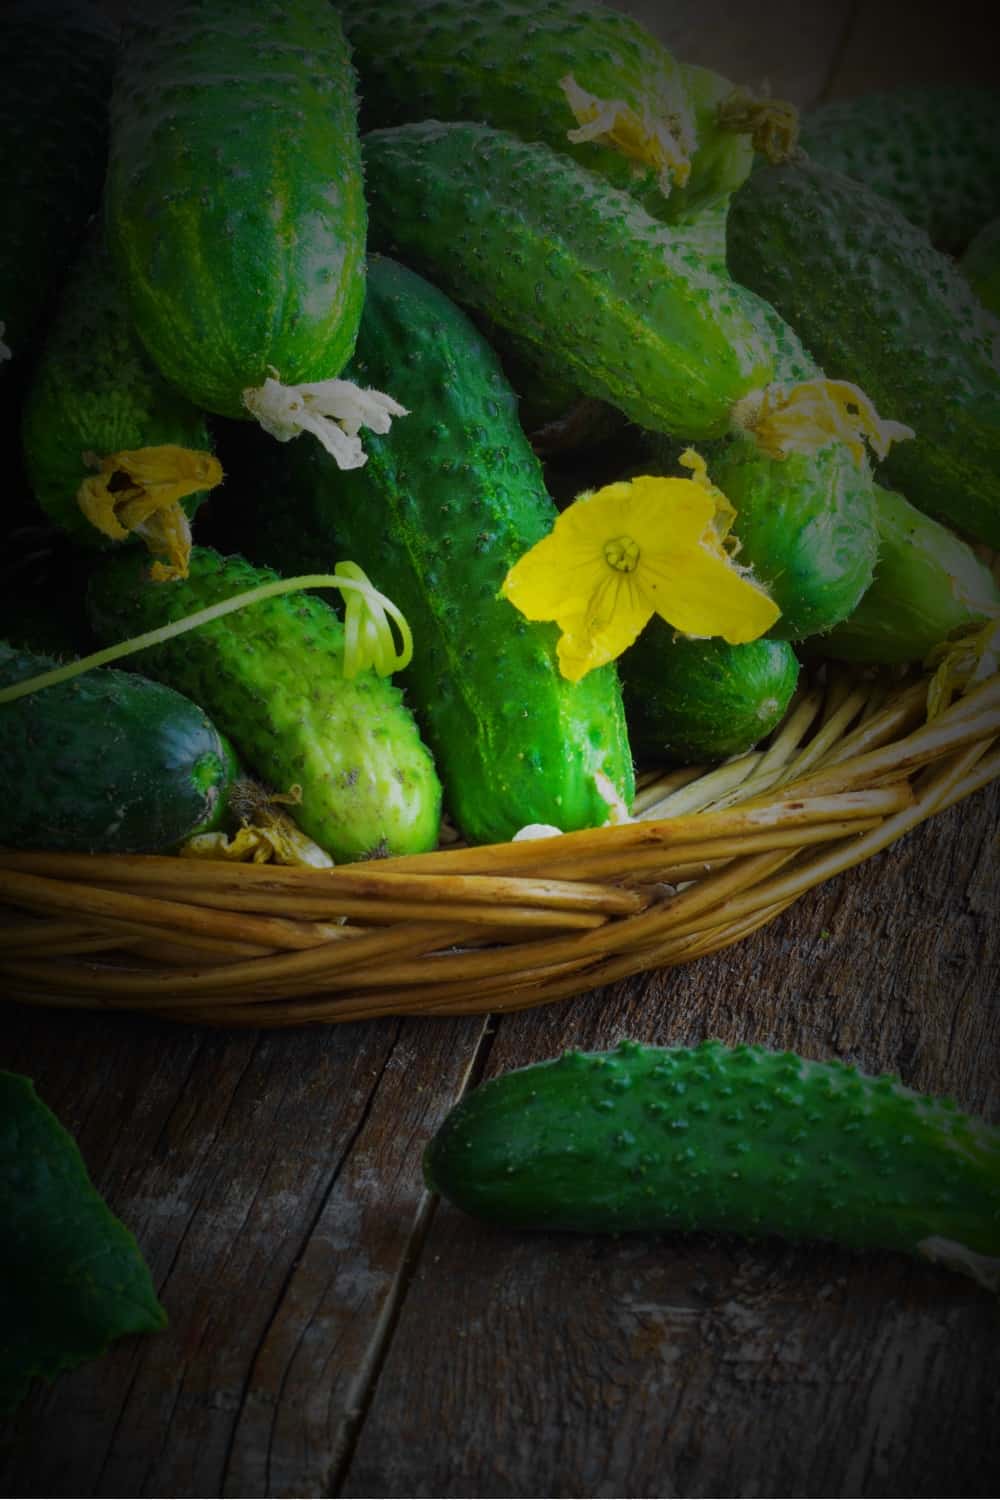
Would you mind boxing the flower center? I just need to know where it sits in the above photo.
[604,535,640,573]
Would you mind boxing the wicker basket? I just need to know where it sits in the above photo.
[2,663,998,1026]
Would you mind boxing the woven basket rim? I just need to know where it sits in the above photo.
[2,664,998,1026]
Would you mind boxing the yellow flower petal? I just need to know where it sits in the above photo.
[76,444,223,580]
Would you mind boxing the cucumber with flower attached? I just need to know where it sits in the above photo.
[104,0,401,471]
[362,121,911,472]
[21,232,221,582]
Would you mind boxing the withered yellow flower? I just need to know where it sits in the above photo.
[500,457,780,682]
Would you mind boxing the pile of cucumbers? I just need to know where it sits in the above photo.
[2,0,999,862]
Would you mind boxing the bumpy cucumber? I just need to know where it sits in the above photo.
[364,121,774,441]
[728,156,1000,548]
[658,63,753,221]
[0,643,237,853]
[799,85,1000,252]
[339,0,694,212]
[424,1039,1000,1278]
[0,0,117,364]
[213,257,634,844]
[619,629,799,764]
[821,485,1000,665]
[21,233,214,549]
[642,296,879,642]
[105,0,365,420]
[961,217,1000,317]
[86,548,441,861]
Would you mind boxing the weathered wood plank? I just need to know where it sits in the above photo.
[337,784,1000,1499]
[0,1010,487,1498]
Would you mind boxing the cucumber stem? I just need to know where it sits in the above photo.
[242,369,408,469]
[0,568,413,705]
[716,86,801,164]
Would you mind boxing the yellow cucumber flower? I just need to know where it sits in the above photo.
[500,453,780,682]
[76,444,223,581]
[559,74,692,193]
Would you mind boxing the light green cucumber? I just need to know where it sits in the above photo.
[821,485,1000,664]
[105,0,366,422]
[619,629,799,764]
[363,121,775,441]
[20,232,215,551]
[799,85,1000,252]
[212,257,634,844]
[85,548,442,861]
[424,1038,1000,1286]
[728,156,1000,548]
[0,642,238,853]
[961,217,1000,317]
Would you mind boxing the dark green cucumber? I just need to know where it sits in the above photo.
[0,643,238,853]
[363,121,775,441]
[105,0,366,420]
[424,1039,1000,1278]
[86,548,442,861]
[619,629,799,764]
[0,0,117,365]
[728,156,1000,548]
[339,0,695,213]
[821,485,1000,665]
[20,232,215,550]
[961,216,1000,317]
[213,257,634,844]
[799,85,1000,252]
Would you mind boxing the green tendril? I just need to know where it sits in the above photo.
[0,567,414,705]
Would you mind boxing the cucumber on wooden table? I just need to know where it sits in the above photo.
[425,1039,1000,1290]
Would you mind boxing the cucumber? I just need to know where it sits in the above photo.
[105,0,368,430]
[799,85,1000,252]
[424,1039,1000,1284]
[727,156,1000,548]
[820,485,1000,665]
[363,121,775,441]
[641,295,880,642]
[961,216,1000,317]
[619,629,799,764]
[0,643,238,854]
[338,0,695,212]
[20,232,217,562]
[86,548,442,861]
[0,0,117,364]
[213,257,635,844]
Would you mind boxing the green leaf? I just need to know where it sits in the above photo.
[0,1071,167,1415]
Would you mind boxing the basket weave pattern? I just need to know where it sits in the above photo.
[2,666,998,1026]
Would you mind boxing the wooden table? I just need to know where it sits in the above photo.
[3,3,999,1495]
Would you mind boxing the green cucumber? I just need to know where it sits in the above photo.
[0,642,238,853]
[961,216,1000,317]
[799,85,1000,252]
[0,0,117,365]
[727,156,1000,548]
[338,0,695,212]
[820,485,1000,665]
[363,121,775,441]
[105,0,366,422]
[86,547,442,861]
[424,1039,1000,1284]
[619,630,799,764]
[213,257,634,844]
[641,296,879,642]
[21,232,215,552]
